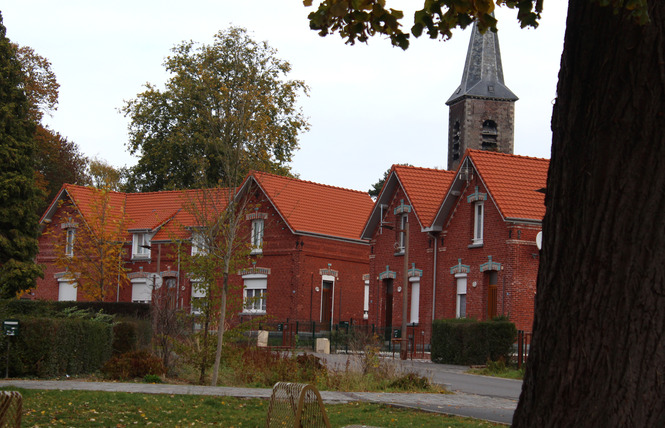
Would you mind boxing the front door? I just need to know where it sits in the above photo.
[321,280,333,326]
[383,279,393,339]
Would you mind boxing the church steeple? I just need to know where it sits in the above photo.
[446,22,518,170]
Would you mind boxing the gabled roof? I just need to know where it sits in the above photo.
[40,184,231,242]
[433,150,549,227]
[362,165,456,239]
[239,171,374,242]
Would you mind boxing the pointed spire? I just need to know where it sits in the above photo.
[446,23,518,105]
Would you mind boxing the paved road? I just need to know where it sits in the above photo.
[0,353,521,425]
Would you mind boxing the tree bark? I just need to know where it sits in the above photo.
[514,1,665,426]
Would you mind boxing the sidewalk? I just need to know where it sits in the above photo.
[0,353,518,425]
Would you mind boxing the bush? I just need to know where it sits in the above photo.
[431,318,517,365]
[388,373,431,391]
[112,319,152,355]
[0,300,150,319]
[102,350,166,380]
[1,316,113,377]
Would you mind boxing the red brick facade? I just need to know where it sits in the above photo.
[33,173,373,327]
[364,152,548,344]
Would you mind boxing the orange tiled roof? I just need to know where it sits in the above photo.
[393,165,456,228]
[60,185,230,242]
[468,150,549,221]
[249,171,374,241]
[64,185,127,238]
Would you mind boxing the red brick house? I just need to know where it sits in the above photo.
[361,165,456,340]
[362,150,548,343]
[432,150,548,332]
[235,171,373,325]
[34,172,373,325]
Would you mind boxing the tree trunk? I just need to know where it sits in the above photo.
[210,271,229,386]
[514,1,665,426]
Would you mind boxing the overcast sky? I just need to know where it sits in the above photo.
[2,1,568,192]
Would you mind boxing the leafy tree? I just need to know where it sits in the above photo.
[0,12,43,297]
[306,0,664,425]
[88,157,127,191]
[14,42,89,211]
[34,125,88,211]
[14,44,59,123]
[368,163,412,198]
[48,188,129,302]
[123,26,310,192]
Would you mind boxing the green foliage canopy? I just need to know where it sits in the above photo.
[305,0,649,49]
[0,13,43,297]
[123,27,310,191]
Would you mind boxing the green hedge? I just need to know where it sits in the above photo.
[431,318,517,365]
[112,319,152,355]
[0,300,150,319]
[0,317,113,377]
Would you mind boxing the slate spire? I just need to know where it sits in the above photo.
[446,22,518,171]
[446,23,518,105]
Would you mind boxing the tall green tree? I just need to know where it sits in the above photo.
[14,43,88,211]
[0,12,43,297]
[123,26,310,191]
[306,0,663,425]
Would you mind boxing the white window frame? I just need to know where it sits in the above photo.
[57,278,77,301]
[190,280,207,315]
[410,278,420,324]
[132,232,151,259]
[363,280,370,320]
[131,278,152,303]
[251,219,264,254]
[191,231,207,256]
[456,274,467,318]
[473,202,484,245]
[65,228,76,257]
[398,214,408,253]
[242,274,267,314]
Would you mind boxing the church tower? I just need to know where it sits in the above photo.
[446,23,518,170]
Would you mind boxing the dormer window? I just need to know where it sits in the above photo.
[191,231,207,256]
[132,232,151,259]
[251,219,264,254]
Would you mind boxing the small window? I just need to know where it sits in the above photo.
[132,233,151,258]
[243,276,267,313]
[481,120,498,150]
[398,214,408,253]
[410,280,420,324]
[363,280,370,319]
[456,276,467,318]
[251,219,264,254]
[131,278,152,303]
[65,228,76,257]
[473,202,484,245]
[191,231,207,256]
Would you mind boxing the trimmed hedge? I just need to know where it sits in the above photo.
[112,319,152,355]
[0,300,150,319]
[1,316,113,377]
[431,318,517,365]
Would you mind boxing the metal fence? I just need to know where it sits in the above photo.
[236,317,428,358]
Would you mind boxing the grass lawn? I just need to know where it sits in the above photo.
[6,387,504,427]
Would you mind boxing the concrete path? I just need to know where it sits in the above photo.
[0,353,519,425]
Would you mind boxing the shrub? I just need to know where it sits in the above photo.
[431,318,517,365]
[112,319,152,355]
[388,373,431,391]
[102,350,166,380]
[2,316,113,377]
